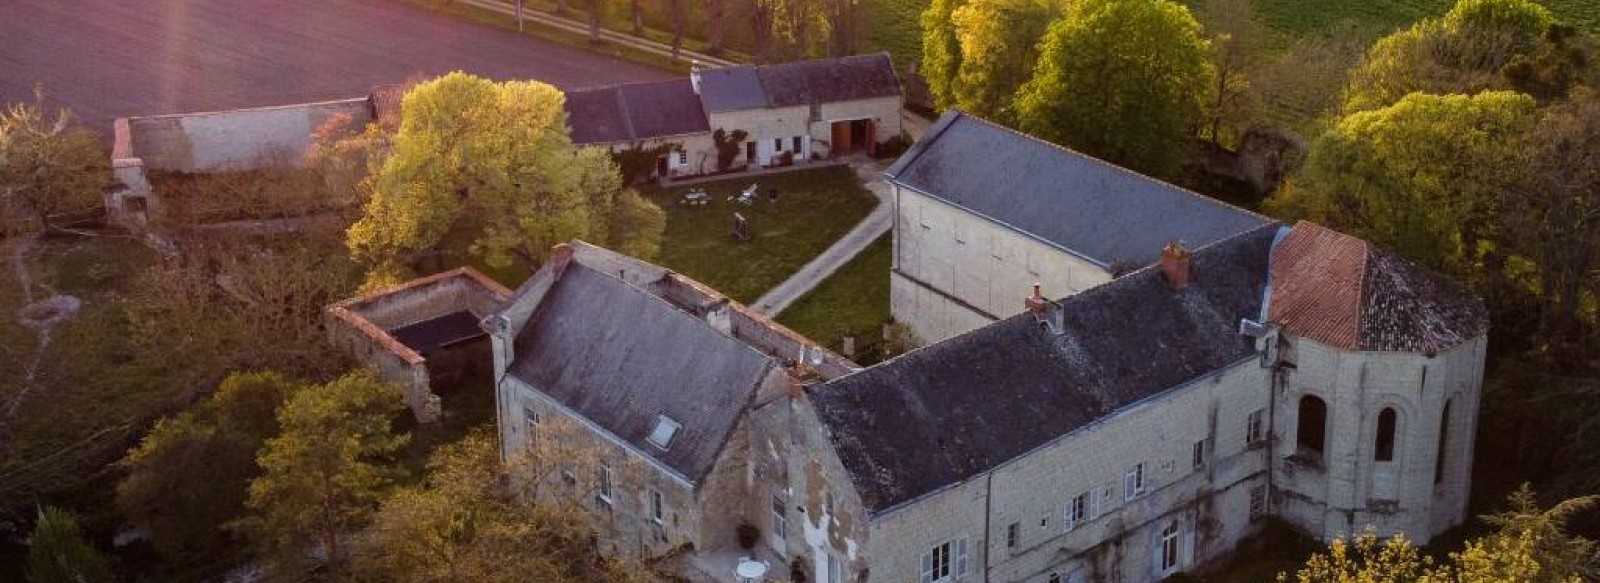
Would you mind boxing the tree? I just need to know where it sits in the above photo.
[1501,88,1600,343]
[668,0,686,60]
[705,0,726,54]
[949,0,1060,122]
[305,113,391,211]
[346,73,665,284]
[919,0,967,111]
[1014,0,1214,177]
[238,369,408,578]
[1265,91,1538,274]
[1279,488,1597,583]
[354,430,597,583]
[0,88,108,236]
[1343,0,1554,113]
[25,506,114,583]
[117,371,304,560]
[1503,24,1596,102]
[1199,0,1263,148]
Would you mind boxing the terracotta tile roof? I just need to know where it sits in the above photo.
[1268,222,1487,354]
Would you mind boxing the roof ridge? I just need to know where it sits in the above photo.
[945,111,1273,225]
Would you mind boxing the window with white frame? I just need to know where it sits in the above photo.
[650,490,664,524]
[596,464,614,507]
[1247,409,1265,445]
[771,495,787,539]
[827,552,842,583]
[1160,523,1181,572]
[676,149,688,166]
[1065,492,1087,530]
[919,539,967,583]
[1192,439,1206,469]
[1005,522,1018,549]
[647,416,681,450]
[1093,485,1114,517]
[1124,463,1146,501]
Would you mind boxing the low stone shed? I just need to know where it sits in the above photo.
[326,267,512,422]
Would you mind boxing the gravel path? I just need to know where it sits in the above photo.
[0,0,673,132]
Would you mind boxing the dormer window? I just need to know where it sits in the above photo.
[648,416,681,450]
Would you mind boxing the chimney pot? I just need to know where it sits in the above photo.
[1024,283,1048,315]
[1161,242,1191,289]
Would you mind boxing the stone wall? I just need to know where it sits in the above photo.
[708,105,813,166]
[891,184,1113,343]
[1273,333,1485,543]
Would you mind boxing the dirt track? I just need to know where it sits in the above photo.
[0,0,673,132]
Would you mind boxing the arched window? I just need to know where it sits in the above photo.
[1375,408,1397,462]
[1435,399,1453,484]
[1297,395,1328,455]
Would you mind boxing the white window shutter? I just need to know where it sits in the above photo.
[955,539,969,575]
[920,552,932,583]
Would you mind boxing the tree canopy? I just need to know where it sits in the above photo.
[946,0,1060,122]
[238,369,408,578]
[117,371,304,561]
[25,506,114,583]
[346,72,665,284]
[919,0,967,112]
[1266,90,1539,273]
[1014,0,1214,177]
[0,88,107,236]
[1344,0,1556,113]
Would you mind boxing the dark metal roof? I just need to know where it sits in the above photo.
[565,78,710,144]
[1270,222,1488,354]
[807,223,1282,514]
[389,310,486,356]
[886,111,1270,267]
[509,264,776,483]
[697,66,769,113]
[756,53,902,107]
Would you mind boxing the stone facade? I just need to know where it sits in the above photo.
[891,184,1112,343]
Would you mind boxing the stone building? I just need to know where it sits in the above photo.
[884,111,1269,344]
[566,53,904,180]
[491,112,1488,583]
[485,241,857,564]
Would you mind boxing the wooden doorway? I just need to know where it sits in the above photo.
[830,119,876,158]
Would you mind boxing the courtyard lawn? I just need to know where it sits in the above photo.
[641,165,880,304]
[776,234,892,361]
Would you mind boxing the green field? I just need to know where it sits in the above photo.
[1240,0,1599,40]
[641,165,881,304]
[776,233,893,359]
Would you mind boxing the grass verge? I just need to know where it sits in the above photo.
[776,233,891,359]
[640,165,879,304]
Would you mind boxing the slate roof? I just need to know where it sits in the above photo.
[389,310,486,357]
[508,263,776,483]
[565,78,711,144]
[1268,222,1488,355]
[886,111,1270,268]
[756,53,902,107]
[808,223,1283,514]
[697,53,902,112]
[697,66,770,113]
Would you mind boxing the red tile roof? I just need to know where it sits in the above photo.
[1269,222,1487,354]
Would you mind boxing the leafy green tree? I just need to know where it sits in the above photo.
[920,0,967,111]
[117,371,304,560]
[1502,24,1596,102]
[949,0,1060,122]
[346,73,665,285]
[238,369,408,578]
[353,431,601,583]
[0,88,108,236]
[1199,0,1264,148]
[25,506,114,583]
[1014,0,1214,177]
[1265,91,1538,274]
[1344,0,1555,113]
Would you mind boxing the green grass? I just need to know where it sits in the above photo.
[866,0,932,67]
[1240,0,1598,41]
[642,165,880,304]
[776,233,892,357]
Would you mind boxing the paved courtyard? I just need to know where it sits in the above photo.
[0,0,673,132]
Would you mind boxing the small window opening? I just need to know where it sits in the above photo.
[1375,408,1397,462]
[648,416,681,450]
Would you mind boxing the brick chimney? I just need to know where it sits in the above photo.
[1161,242,1191,289]
[548,243,575,281]
[1024,283,1048,315]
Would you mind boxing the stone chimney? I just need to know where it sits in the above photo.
[548,243,575,281]
[704,300,732,335]
[1024,283,1049,315]
[1161,242,1191,289]
[690,60,703,95]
